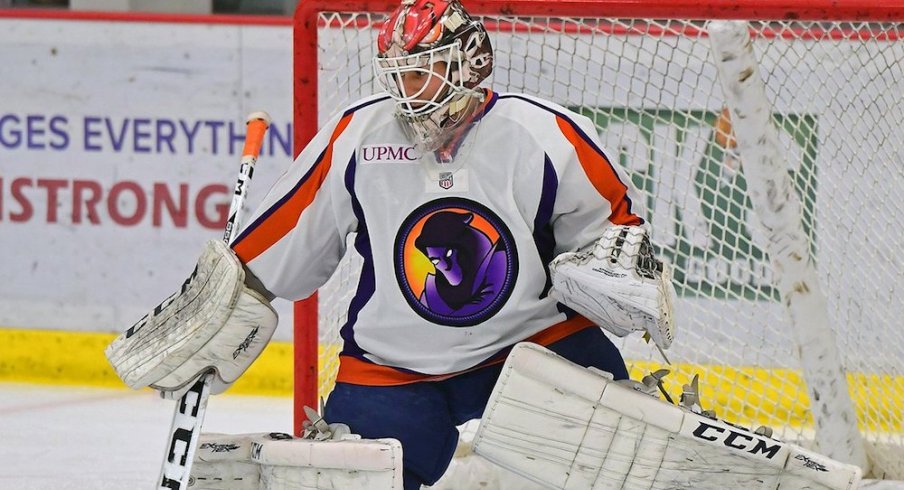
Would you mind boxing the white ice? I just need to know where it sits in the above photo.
[0,382,292,489]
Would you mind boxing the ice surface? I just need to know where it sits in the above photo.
[0,383,292,489]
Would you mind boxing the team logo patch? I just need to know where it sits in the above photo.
[360,144,419,164]
[394,198,518,327]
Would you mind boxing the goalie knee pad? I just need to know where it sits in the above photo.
[105,239,278,395]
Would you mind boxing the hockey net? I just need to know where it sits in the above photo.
[293,0,904,480]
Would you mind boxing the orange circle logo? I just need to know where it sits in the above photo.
[394,198,517,327]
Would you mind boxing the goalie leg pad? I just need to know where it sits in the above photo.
[190,432,403,490]
[256,437,404,490]
[472,343,862,490]
[105,239,278,394]
[189,432,281,489]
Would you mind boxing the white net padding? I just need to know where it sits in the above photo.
[296,7,904,480]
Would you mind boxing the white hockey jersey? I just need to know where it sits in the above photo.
[232,90,645,385]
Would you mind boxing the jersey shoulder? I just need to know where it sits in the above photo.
[315,93,399,148]
[488,91,597,150]
[339,93,395,119]
[491,92,589,126]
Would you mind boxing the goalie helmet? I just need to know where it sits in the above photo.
[374,0,493,152]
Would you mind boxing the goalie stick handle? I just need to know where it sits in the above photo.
[158,111,272,490]
[224,111,272,245]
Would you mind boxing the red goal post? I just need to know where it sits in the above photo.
[292,0,904,479]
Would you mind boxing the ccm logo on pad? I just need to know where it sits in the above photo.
[360,144,419,163]
[692,420,783,460]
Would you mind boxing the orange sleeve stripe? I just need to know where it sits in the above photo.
[334,316,595,386]
[555,116,643,226]
[233,113,354,263]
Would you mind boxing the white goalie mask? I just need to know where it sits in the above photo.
[374,0,493,152]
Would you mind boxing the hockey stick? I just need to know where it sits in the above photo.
[157,111,272,490]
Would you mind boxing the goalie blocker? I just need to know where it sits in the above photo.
[473,343,862,490]
[105,239,277,395]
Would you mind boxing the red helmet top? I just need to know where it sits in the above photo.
[378,0,453,54]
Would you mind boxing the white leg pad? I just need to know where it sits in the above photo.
[255,437,404,490]
[189,433,403,490]
[472,343,863,490]
[190,432,281,489]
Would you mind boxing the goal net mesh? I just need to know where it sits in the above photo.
[294,5,904,479]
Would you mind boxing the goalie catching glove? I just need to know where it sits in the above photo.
[105,239,278,395]
[549,225,676,350]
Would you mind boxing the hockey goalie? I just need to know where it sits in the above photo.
[103,0,864,488]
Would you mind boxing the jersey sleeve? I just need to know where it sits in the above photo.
[549,110,646,254]
[230,111,358,301]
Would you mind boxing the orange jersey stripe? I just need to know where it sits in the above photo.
[522,314,594,346]
[233,113,354,263]
[555,116,642,226]
[334,316,595,386]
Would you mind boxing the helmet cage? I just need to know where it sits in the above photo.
[373,41,469,119]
